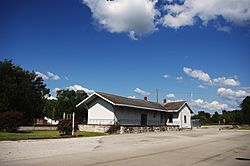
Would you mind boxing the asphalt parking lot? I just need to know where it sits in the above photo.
[0,127,250,166]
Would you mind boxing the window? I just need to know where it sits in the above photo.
[153,113,156,118]
[169,114,173,123]
[160,114,163,123]
[184,115,187,123]
[141,114,147,126]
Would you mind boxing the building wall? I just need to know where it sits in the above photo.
[87,97,191,127]
[166,112,179,126]
[87,97,115,125]
[166,105,192,128]
[115,107,165,126]
[179,105,192,128]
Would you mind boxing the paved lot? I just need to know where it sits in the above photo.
[0,128,250,166]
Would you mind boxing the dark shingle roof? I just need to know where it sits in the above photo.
[96,92,186,111]
[164,101,186,110]
[97,92,166,111]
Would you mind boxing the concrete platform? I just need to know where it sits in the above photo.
[0,127,250,166]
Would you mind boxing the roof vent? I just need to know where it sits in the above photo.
[144,96,147,101]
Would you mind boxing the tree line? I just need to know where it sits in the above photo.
[1,59,250,129]
[0,60,88,129]
[192,96,250,125]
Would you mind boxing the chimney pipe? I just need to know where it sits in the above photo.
[144,96,147,101]
[163,99,167,104]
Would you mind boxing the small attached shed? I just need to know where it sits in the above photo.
[77,92,193,129]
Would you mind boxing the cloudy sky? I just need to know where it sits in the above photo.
[1,0,250,113]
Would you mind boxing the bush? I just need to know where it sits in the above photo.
[0,111,23,132]
[57,119,78,135]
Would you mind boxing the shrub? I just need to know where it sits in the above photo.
[0,111,23,132]
[57,119,78,135]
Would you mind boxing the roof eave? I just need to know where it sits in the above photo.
[115,104,167,112]
[76,92,116,107]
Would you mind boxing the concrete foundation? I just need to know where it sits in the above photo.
[18,126,57,131]
[120,125,179,134]
[78,125,114,133]
[78,124,180,134]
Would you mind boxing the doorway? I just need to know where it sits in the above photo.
[141,114,147,126]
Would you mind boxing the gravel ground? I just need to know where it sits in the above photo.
[0,127,250,166]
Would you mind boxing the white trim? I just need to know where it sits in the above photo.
[76,93,95,107]
[115,104,166,112]
[167,103,191,113]
[77,92,191,113]
[177,102,186,112]
[76,92,115,107]
[178,103,193,113]
[94,93,116,105]
[166,110,179,112]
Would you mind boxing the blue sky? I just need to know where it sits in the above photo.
[1,0,250,113]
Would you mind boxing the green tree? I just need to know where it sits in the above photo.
[43,99,59,119]
[221,110,232,124]
[56,89,88,123]
[240,96,250,124]
[221,110,243,125]
[192,111,212,125]
[211,111,220,124]
[0,59,49,124]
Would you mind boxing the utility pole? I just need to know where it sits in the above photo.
[72,112,75,136]
[53,107,55,120]
[156,89,159,103]
[190,92,193,102]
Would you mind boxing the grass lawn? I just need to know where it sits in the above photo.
[0,130,106,141]
[238,128,250,130]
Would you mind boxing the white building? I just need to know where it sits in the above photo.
[77,92,193,129]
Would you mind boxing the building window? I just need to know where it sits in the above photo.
[153,113,156,118]
[184,115,187,123]
[160,114,164,123]
[169,114,173,123]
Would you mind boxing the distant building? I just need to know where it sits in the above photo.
[77,92,193,129]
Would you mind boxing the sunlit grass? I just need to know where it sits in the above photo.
[0,130,106,141]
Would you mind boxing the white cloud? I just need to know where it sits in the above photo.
[128,31,138,40]
[183,67,211,82]
[214,23,231,33]
[35,72,49,80]
[198,85,205,89]
[134,88,151,96]
[47,72,60,80]
[83,0,159,39]
[128,96,137,99]
[217,88,250,99]
[47,96,57,100]
[183,67,240,86]
[162,0,250,29]
[67,85,95,95]
[50,87,61,98]
[65,76,69,80]
[176,76,183,80]
[167,99,184,103]
[166,93,175,98]
[192,98,228,111]
[213,77,240,86]
[83,0,250,39]
[35,71,61,81]
[163,74,170,78]
[52,88,61,94]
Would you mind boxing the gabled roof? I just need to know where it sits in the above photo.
[164,101,186,110]
[77,92,192,113]
[164,101,193,113]
[97,92,167,111]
